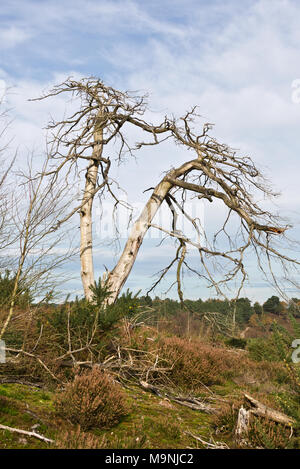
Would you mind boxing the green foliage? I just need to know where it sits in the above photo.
[40,281,141,352]
[247,337,282,362]
[253,301,263,316]
[2,329,24,348]
[141,295,259,327]
[108,289,140,319]
[288,311,300,336]
[0,270,32,307]
[247,325,291,362]
[275,391,300,427]
[89,278,112,307]
[225,337,247,349]
[288,298,300,318]
[263,295,283,315]
[232,298,253,324]
[246,312,300,364]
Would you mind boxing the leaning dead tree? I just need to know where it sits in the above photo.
[32,78,172,301]
[107,109,299,305]
[34,78,299,306]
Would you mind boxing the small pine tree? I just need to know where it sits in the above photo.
[0,270,32,307]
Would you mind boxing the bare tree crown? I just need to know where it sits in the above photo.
[31,77,299,307]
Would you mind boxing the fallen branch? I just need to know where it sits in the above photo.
[139,380,215,413]
[5,348,61,383]
[0,423,54,444]
[185,431,229,449]
[244,393,295,427]
[0,377,43,388]
[235,393,295,446]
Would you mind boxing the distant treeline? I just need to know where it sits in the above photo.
[1,270,299,327]
[139,295,300,325]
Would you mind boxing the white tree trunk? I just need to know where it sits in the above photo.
[107,159,197,303]
[80,115,103,302]
[80,160,99,301]
[106,179,172,303]
[235,406,250,445]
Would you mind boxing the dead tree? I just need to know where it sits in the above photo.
[34,79,299,308]
[106,110,299,307]
[32,78,172,301]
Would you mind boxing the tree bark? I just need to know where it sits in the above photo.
[235,406,250,445]
[80,113,103,302]
[106,159,198,303]
[0,423,54,444]
[244,393,295,426]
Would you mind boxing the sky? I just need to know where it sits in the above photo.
[0,0,300,303]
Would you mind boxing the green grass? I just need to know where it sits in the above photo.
[0,382,220,449]
[0,368,298,449]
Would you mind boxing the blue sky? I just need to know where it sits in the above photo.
[1,0,300,302]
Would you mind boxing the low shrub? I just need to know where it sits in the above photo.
[158,336,242,388]
[116,325,286,391]
[248,417,296,449]
[225,337,247,349]
[54,367,128,430]
[247,337,283,362]
[42,285,140,352]
[247,318,299,363]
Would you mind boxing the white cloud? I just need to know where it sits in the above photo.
[0,26,32,49]
[1,0,299,300]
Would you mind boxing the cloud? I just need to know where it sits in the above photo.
[1,0,299,300]
[0,26,32,49]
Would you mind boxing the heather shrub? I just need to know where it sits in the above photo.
[108,324,290,394]
[55,367,128,430]
[158,336,242,389]
[248,417,296,449]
